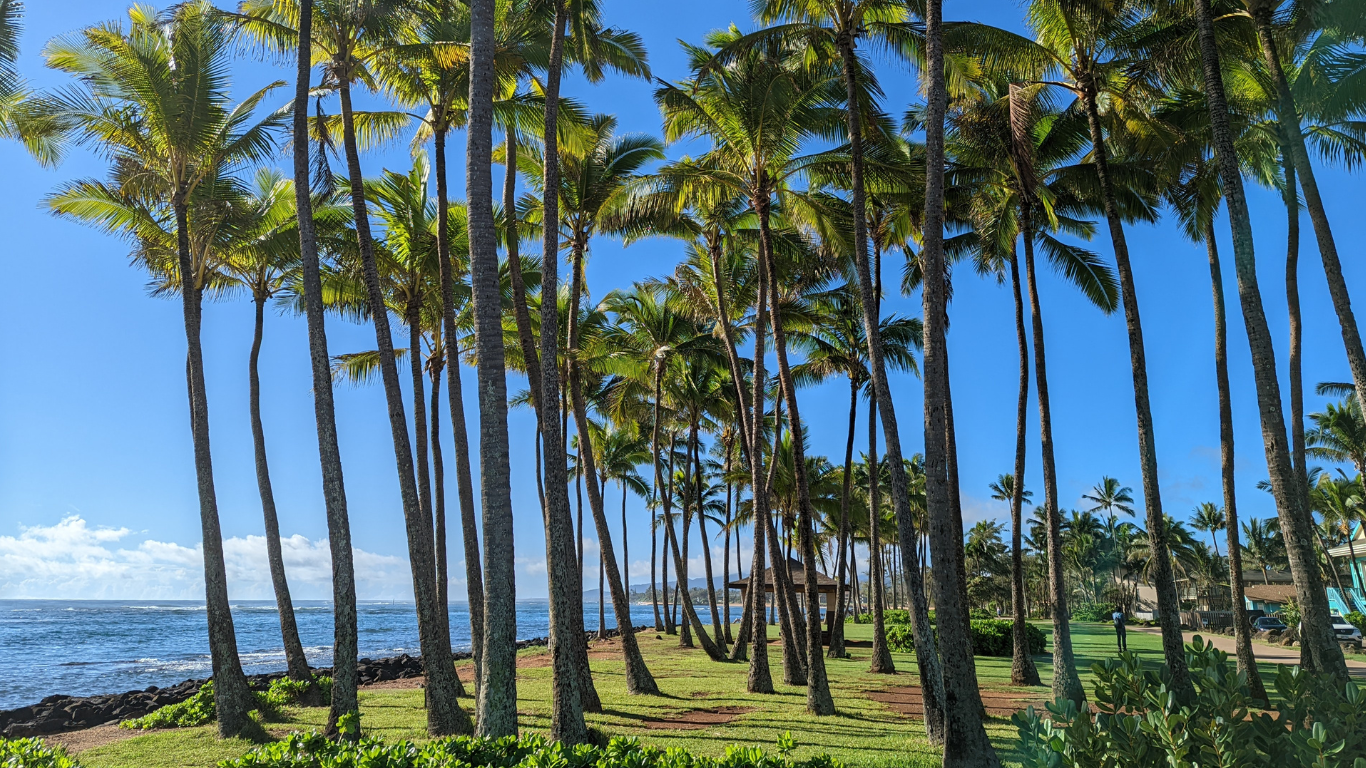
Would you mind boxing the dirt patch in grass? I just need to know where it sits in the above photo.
[643,706,755,730]
[45,724,142,755]
[868,685,1042,719]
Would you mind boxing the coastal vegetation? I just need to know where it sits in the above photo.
[1,0,1365,765]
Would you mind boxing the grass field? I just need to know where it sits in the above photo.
[66,620,1211,768]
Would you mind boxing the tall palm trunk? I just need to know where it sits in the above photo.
[1194,0,1349,681]
[1077,75,1191,700]
[248,295,310,683]
[622,483,631,605]
[1204,222,1268,701]
[827,380,858,659]
[292,0,358,736]
[428,353,448,614]
[1021,210,1085,705]
[838,37,943,743]
[1282,147,1309,502]
[337,80,469,736]
[566,241,659,695]
[174,202,253,739]
[436,127,485,700]
[1250,7,1366,420]
[765,391,808,682]
[745,250,774,690]
[652,513,663,631]
[919,36,998,755]
[866,404,894,674]
[761,244,833,711]
[692,423,726,651]
[1007,247,1042,687]
[466,0,517,735]
[723,443,735,645]
[537,1,598,737]
[652,369,727,661]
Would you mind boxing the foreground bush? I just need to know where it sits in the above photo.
[1013,637,1366,767]
[884,619,1045,656]
[0,737,79,768]
[222,732,841,768]
[121,676,331,730]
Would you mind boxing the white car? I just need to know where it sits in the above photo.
[1329,614,1363,648]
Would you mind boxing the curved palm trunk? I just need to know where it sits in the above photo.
[292,0,358,735]
[174,203,252,739]
[1283,148,1308,502]
[428,356,449,623]
[466,0,517,735]
[765,396,808,682]
[248,296,311,683]
[1196,0,1348,681]
[827,380,858,659]
[338,81,469,736]
[838,39,944,744]
[436,129,485,699]
[1204,224,1268,701]
[651,517,663,630]
[1021,212,1085,705]
[1078,78,1191,700]
[566,241,659,695]
[723,445,735,645]
[1007,248,1042,687]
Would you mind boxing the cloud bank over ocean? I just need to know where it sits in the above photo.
[0,516,413,600]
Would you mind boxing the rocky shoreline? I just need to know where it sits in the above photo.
[1,626,646,739]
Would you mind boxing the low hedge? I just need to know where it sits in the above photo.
[222,732,841,768]
[1068,604,1114,623]
[0,737,78,768]
[883,619,1046,656]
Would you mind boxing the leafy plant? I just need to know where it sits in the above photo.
[1277,598,1302,629]
[0,737,80,768]
[121,681,218,730]
[1346,611,1365,636]
[1012,637,1366,767]
[882,619,1044,656]
[222,732,844,768]
[1068,604,1114,623]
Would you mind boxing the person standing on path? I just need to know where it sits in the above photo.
[1113,606,1127,653]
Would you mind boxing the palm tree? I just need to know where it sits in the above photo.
[1192,503,1227,559]
[233,0,470,734]
[1184,0,1350,681]
[947,80,1120,703]
[42,3,282,736]
[594,423,652,602]
[373,0,488,704]
[219,170,312,685]
[605,286,726,663]
[1240,1,1366,421]
[522,114,663,695]
[1311,473,1364,605]
[959,0,1194,698]
[654,28,845,701]
[988,474,1040,686]
[286,0,360,734]
[1242,517,1286,586]
[791,287,920,659]
[1308,398,1366,475]
[1083,477,1136,524]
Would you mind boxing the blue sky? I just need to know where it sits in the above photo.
[1,0,1362,601]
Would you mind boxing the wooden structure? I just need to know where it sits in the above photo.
[727,557,845,644]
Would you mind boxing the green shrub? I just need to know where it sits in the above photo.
[882,609,910,625]
[879,619,1045,656]
[1068,603,1113,623]
[1346,611,1365,635]
[121,675,332,730]
[122,681,218,729]
[1012,637,1366,768]
[222,732,844,768]
[0,737,80,768]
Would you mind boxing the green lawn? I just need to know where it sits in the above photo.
[72,621,1176,768]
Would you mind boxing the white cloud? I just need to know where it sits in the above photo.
[0,516,410,600]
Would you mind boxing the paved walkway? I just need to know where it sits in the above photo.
[1130,626,1366,678]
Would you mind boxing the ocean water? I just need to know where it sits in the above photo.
[0,599,662,710]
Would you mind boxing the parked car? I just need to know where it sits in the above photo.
[1252,616,1287,632]
[1329,614,1363,649]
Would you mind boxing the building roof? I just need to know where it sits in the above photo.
[726,557,841,592]
[1243,584,1298,606]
